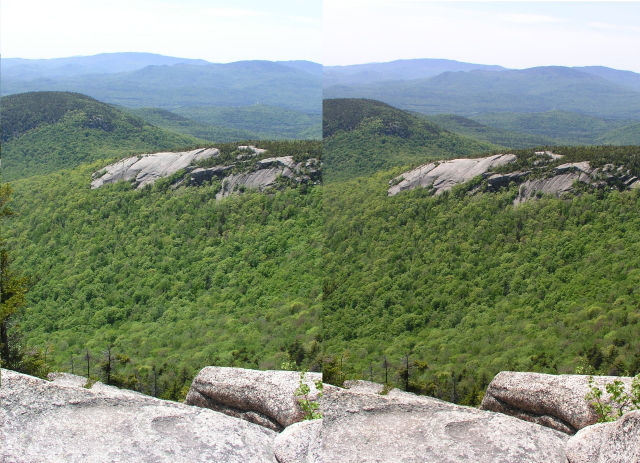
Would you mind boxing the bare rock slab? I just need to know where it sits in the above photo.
[274,419,322,463]
[1,369,276,463]
[566,410,640,463]
[320,387,568,462]
[185,366,322,431]
[388,154,516,196]
[91,147,219,189]
[480,372,635,434]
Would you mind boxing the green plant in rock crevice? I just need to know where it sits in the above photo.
[585,374,640,422]
[295,370,323,420]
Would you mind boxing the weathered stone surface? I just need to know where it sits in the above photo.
[320,387,569,462]
[47,371,149,400]
[47,371,88,388]
[390,156,637,204]
[91,147,219,189]
[274,419,322,463]
[1,369,276,463]
[342,379,416,400]
[565,410,640,463]
[257,155,297,169]
[486,171,531,192]
[388,154,517,196]
[480,371,634,433]
[514,172,591,205]
[216,166,294,200]
[343,379,385,395]
[189,165,233,186]
[185,367,322,431]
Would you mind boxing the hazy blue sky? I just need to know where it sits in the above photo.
[1,0,322,63]
[324,1,640,72]
[3,1,640,73]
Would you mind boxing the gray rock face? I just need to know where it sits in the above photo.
[274,419,322,463]
[47,371,150,400]
[514,171,591,205]
[1,369,276,463]
[185,367,322,431]
[390,156,638,204]
[91,147,219,189]
[320,387,569,462]
[486,171,531,192]
[388,154,517,196]
[565,410,640,463]
[216,157,320,200]
[480,371,635,434]
[189,165,233,186]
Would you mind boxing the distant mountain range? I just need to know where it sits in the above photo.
[323,58,507,87]
[1,52,322,79]
[1,53,322,114]
[325,58,640,93]
[324,66,640,120]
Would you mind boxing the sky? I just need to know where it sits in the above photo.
[2,1,640,73]
[1,0,322,63]
[324,1,640,72]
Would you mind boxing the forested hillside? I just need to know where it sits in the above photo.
[125,108,265,142]
[322,145,640,404]
[595,122,640,146]
[173,105,322,140]
[4,140,322,399]
[323,99,500,182]
[470,111,636,145]
[1,92,204,181]
[422,114,562,149]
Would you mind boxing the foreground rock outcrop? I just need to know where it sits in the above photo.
[480,371,635,434]
[185,366,323,431]
[274,419,322,463]
[320,387,569,462]
[1,369,276,462]
[565,410,640,463]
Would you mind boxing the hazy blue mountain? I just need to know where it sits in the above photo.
[277,60,323,77]
[324,66,640,120]
[173,105,322,140]
[2,61,322,114]
[470,110,635,144]
[575,66,640,93]
[1,52,212,79]
[323,58,507,87]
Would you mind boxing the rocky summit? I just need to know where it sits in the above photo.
[480,371,636,434]
[90,147,321,199]
[3,368,639,462]
[388,152,640,204]
[0,369,276,463]
[91,147,220,189]
[388,154,517,196]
